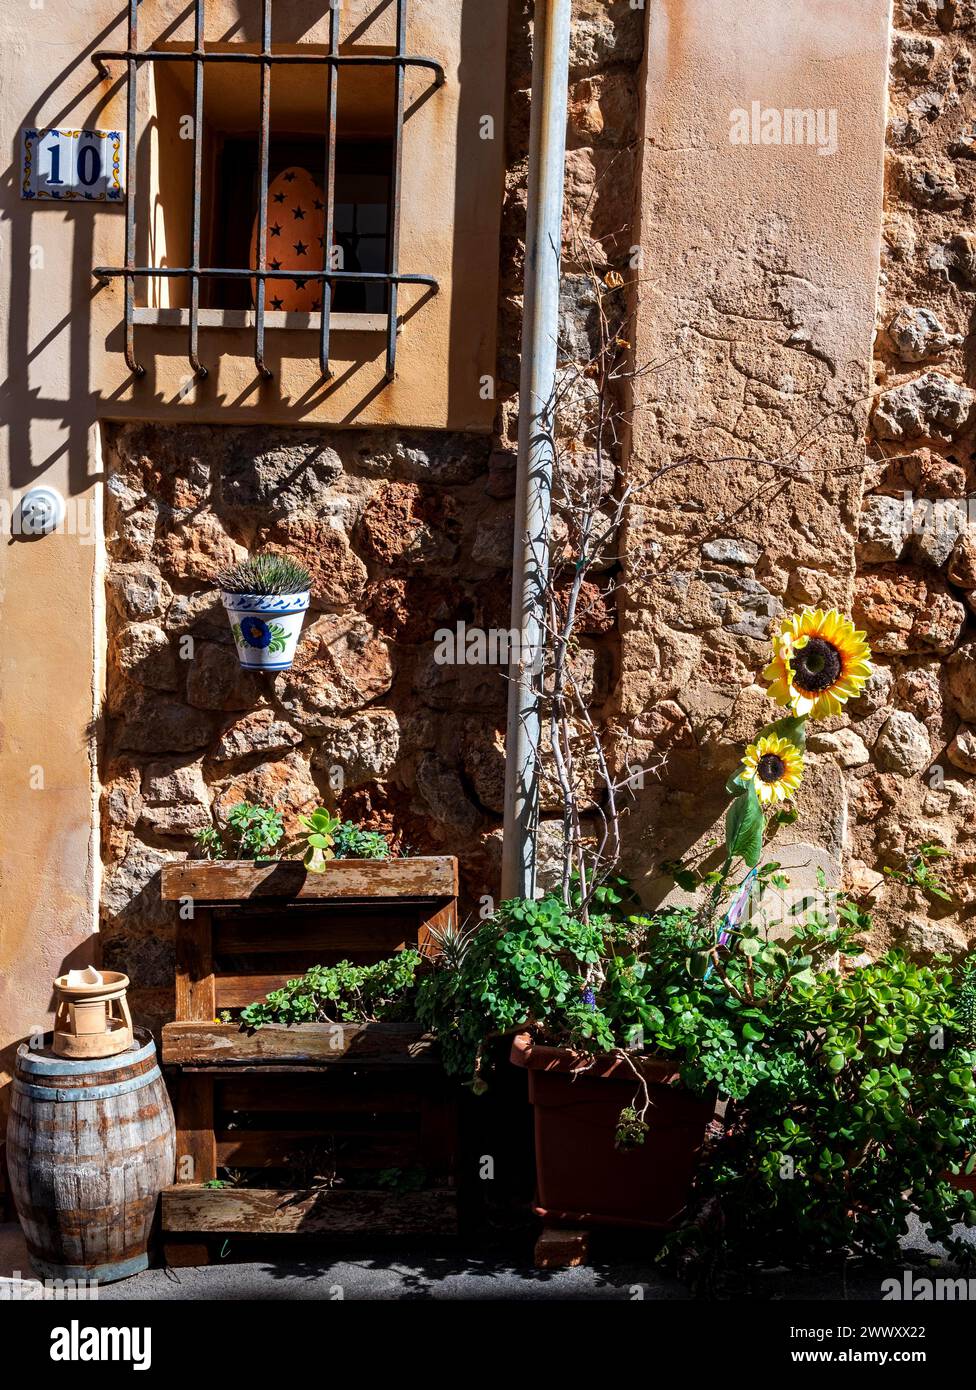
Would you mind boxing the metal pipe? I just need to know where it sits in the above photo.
[122,0,143,376]
[318,0,340,378]
[500,0,572,902]
[188,0,207,379]
[385,0,408,381]
[253,0,273,379]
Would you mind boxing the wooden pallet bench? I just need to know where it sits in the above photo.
[159,856,460,1262]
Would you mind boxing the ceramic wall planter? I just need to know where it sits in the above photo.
[222,590,310,671]
[510,1032,716,1230]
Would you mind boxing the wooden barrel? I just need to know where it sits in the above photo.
[6,1030,175,1283]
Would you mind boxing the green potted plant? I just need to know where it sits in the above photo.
[215,552,312,672]
[417,893,724,1228]
[418,608,896,1233]
[193,803,392,871]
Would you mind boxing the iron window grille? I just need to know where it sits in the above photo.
[92,0,443,382]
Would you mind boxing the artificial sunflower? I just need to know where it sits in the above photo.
[763,608,873,720]
[741,733,804,805]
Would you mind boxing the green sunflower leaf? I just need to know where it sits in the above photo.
[756,714,807,751]
[725,785,763,868]
[726,769,748,797]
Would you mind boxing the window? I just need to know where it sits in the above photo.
[93,0,444,382]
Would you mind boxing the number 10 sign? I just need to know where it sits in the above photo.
[21,129,124,202]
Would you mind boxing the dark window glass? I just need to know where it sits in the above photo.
[210,137,392,313]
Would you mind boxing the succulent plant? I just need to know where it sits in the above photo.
[215,552,313,596]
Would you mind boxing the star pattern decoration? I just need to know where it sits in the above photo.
[251,167,326,313]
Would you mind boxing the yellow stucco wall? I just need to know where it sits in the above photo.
[0,0,507,1114]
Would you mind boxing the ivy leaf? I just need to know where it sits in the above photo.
[726,785,763,867]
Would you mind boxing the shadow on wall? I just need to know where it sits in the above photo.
[1,9,126,497]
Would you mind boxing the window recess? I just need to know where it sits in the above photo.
[92,0,444,382]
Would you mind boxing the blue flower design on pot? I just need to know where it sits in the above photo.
[240,617,273,649]
[221,589,311,672]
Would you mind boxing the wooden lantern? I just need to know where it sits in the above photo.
[53,969,134,1059]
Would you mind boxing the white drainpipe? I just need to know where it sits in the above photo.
[500,0,572,901]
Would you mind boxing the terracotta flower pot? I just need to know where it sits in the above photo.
[510,1032,716,1229]
[222,590,310,671]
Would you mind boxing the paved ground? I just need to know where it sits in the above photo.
[4,1219,968,1300]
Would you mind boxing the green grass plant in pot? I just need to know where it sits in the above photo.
[215,552,312,672]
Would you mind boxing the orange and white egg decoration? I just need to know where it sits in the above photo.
[249,166,326,312]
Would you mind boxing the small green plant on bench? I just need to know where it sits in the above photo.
[193,801,285,861]
[192,801,392,869]
[238,951,422,1029]
[297,806,392,871]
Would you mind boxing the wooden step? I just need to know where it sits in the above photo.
[162,857,457,903]
[163,1185,458,1236]
[163,1021,439,1068]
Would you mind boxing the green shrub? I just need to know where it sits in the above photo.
[696,950,976,1268]
[194,802,285,861]
[239,951,422,1029]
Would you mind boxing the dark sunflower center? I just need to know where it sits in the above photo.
[757,753,786,783]
[792,637,842,694]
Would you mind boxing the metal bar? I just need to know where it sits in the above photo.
[92,49,445,80]
[385,0,407,381]
[253,0,273,378]
[500,0,572,901]
[319,0,340,378]
[123,0,143,375]
[94,266,438,285]
[188,0,207,378]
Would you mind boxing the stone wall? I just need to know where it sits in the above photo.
[851,0,976,951]
[616,0,895,930]
[101,422,505,1031]
[99,2,648,1032]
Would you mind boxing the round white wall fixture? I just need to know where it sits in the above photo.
[17,486,66,536]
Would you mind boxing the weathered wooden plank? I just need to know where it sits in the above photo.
[217,1077,430,1114]
[215,963,419,1009]
[174,1075,216,1185]
[162,1021,439,1067]
[161,857,458,903]
[216,1131,419,1169]
[419,1091,459,1182]
[175,908,215,1023]
[162,1185,458,1236]
[214,914,418,956]
[418,900,457,958]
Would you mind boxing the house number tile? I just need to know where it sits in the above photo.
[21,128,124,202]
